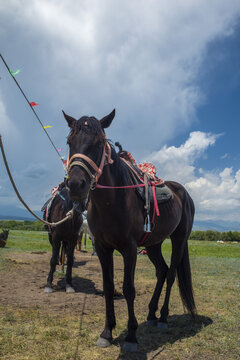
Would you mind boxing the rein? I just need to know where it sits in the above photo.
[96,181,161,217]
[67,140,162,224]
[67,139,161,219]
[67,141,114,187]
[0,135,73,227]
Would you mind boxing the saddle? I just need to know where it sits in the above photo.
[119,150,173,206]
[41,182,66,222]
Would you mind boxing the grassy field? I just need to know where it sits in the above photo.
[0,230,239,360]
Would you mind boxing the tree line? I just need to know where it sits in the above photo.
[0,220,240,242]
[0,220,44,232]
[190,230,240,242]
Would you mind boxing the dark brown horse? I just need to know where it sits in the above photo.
[63,109,196,351]
[43,184,83,293]
[0,230,9,248]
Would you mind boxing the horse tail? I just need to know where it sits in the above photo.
[177,243,196,317]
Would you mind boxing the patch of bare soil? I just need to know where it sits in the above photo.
[0,251,124,315]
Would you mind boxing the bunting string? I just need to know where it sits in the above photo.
[0,53,66,174]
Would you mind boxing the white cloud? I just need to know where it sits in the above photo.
[144,132,240,222]
[145,131,217,183]
[187,168,240,221]
[1,0,240,154]
[0,1,240,220]
[0,98,18,138]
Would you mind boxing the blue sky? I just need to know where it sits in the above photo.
[0,0,240,227]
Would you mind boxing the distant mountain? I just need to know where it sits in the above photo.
[193,220,240,232]
[0,205,42,221]
[1,205,240,231]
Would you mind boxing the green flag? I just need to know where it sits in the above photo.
[10,69,21,76]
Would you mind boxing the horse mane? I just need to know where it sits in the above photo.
[107,141,132,186]
[67,116,105,144]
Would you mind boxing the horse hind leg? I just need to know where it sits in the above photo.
[45,237,61,293]
[65,240,76,293]
[146,243,169,326]
[158,232,195,328]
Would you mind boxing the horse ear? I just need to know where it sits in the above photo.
[100,109,115,129]
[62,110,76,128]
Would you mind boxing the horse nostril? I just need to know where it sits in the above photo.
[69,179,86,192]
[79,179,86,189]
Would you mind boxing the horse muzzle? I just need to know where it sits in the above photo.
[68,177,90,202]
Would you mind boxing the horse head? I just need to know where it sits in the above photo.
[63,109,115,202]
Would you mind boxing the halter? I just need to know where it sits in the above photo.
[67,140,114,189]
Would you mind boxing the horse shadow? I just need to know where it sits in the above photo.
[55,273,124,299]
[55,275,101,295]
[73,260,88,268]
[114,314,213,360]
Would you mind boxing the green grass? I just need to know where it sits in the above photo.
[2,230,51,252]
[2,230,239,258]
[0,231,239,359]
[160,239,239,259]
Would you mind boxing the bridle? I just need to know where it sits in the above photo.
[67,140,114,189]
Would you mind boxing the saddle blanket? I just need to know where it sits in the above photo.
[119,150,172,204]
[119,151,162,182]
[41,182,66,222]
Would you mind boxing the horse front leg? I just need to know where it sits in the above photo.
[122,243,138,352]
[45,235,60,293]
[95,243,115,348]
[65,239,76,293]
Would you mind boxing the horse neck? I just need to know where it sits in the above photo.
[90,157,129,206]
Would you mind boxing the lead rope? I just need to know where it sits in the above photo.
[0,134,72,227]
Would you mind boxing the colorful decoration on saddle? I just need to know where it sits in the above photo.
[119,151,162,182]
[51,182,65,200]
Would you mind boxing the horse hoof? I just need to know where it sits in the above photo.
[96,337,111,348]
[44,287,53,293]
[122,341,138,352]
[66,285,75,293]
[147,319,158,327]
[157,322,168,330]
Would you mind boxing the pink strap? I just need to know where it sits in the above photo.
[138,232,149,247]
[96,183,145,189]
[151,182,160,216]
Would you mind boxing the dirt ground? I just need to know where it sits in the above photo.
[0,251,124,315]
[1,249,238,360]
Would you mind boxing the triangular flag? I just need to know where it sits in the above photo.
[10,69,21,76]
[43,125,53,129]
[57,148,63,152]
[62,159,67,165]
[30,102,39,107]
